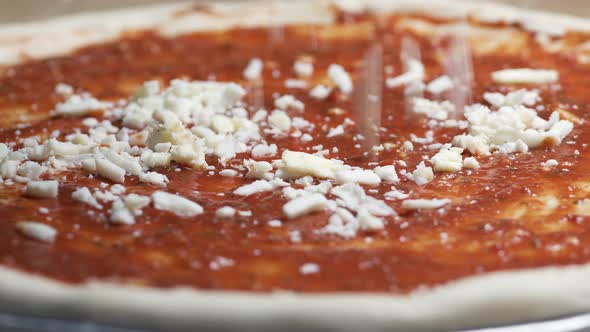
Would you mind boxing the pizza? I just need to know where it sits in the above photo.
[1,0,590,330]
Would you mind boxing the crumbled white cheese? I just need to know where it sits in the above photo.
[458,103,573,155]
[72,187,103,209]
[541,159,559,167]
[426,75,454,94]
[95,157,126,183]
[299,262,320,275]
[334,169,381,186]
[109,199,135,225]
[327,64,353,94]
[267,219,282,227]
[233,179,275,196]
[309,85,332,100]
[386,59,424,88]
[139,171,169,187]
[491,68,559,84]
[431,145,464,172]
[283,193,327,219]
[463,157,480,169]
[251,143,277,158]
[245,161,273,180]
[277,150,346,180]
[294,59,313,78]
[407,162,434,186]
[412,98,454,120]
[152,191,203,217]
[25,180,58,198]
[275,95,304,111]
[268,110,291,132]
[123,194,151,216]
[219,169,238,177]
[55,94,109,116]
[373,165,399,183]
[243,58,263,80]
[326,125,345,138]
[216,206,236,219]
[55,83,74,96]
[16,222,57,242]
[483,89,539,108]
[402,198,451,210]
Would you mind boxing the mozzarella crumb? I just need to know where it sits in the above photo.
[327,64,353,94]
[216,206,236,219]
[109,199,135,225]
[491,68,559,84]
[277,150,346,180]
[275,95,304,111]
[483,89,539,108]
[463,157,480,169]
[326,125,345,138]
[152,191,203,217]
[431,145,464,172]
[16,222,57,242]
[426,75,454,94]
[373,165,399,183]
[219,169,238,177]
[402,198,451,210]
[334,169,381,186]
[299,262,320,275]
[243,58,263,80]
[412,98,454,120]
[386,59,424,88]
[251,143,277,158]
[294,60,313,78]
[245,161,273,180]
[541,159,558,167]
[95,157,125,183]
[268,110,291,132]
[139,171,169,187]
[55,83,74,96]
[72,187,103,209]
[407,162,434,186]
[55,94,108,116]
[25,180,58,198]
[309,85,332,100]
[283,193,327,219]
[267,219,282,227]
[233,180,275,196]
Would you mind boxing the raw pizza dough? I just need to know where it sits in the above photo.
[1,1,590,331]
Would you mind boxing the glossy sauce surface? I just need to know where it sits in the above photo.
[1,10,590,293]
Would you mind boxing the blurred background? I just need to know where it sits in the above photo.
[0,0,588,24]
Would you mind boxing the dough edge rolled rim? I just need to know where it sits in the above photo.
[1,0,590,330]
[2,0,590,65]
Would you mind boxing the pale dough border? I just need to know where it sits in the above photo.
[1,1,590,331]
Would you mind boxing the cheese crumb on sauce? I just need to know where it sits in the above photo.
[283,193,327,219]
[327,64,353,94]
[299,262,320,275]
[243,58,263,80]
[426,75,454,94]
[402,198,451,210]
[25,180,58,198]
[294,59,313,78]
[16,222,57,243]
[152,191,203,217]
[491,68,559,84]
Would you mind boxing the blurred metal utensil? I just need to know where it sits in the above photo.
[444,20,474,117]
[353,41,383,151]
